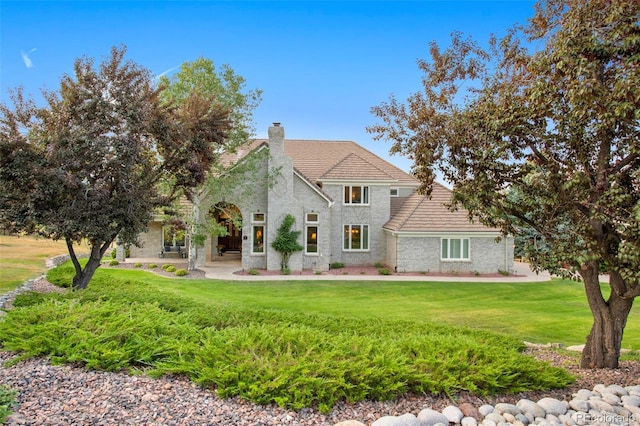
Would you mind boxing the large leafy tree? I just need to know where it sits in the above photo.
[159,58,262,270]
[369,0,639,368]
[0,46,230,289]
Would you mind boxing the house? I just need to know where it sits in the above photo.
[129,123,514,274]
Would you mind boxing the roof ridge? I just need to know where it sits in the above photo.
[320,152,395,180]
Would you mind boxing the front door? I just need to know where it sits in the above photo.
[218,220,242,252]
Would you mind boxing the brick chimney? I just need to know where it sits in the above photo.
[268,122,284,156]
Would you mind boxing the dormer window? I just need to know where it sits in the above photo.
[344,185,369,205]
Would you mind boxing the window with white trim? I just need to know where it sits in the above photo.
[390,188,399,197]
[441,238,470,260]
[305,213,319,254]
[344,185,369,205]
[305,226,318,254]
[343,224,369,251]
[251,213,265,254]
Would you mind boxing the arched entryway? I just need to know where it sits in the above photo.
[209,203,242,258]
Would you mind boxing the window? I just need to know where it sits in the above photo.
[251,212,265,254]
[343,224,369,251]
[305,213,319,254]
[163,226,185,248]
[441,238,470,260]
[306,226,318,254]
[390,188,399,197]
[344,185,369,205]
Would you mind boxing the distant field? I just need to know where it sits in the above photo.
[0,235,89,293]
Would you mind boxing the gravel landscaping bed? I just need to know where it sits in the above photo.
[1,278,639,425]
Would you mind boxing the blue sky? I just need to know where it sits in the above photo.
[1,1,535,174]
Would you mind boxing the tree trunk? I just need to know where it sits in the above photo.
[188,200,200,271]
[67,238,112,290]
[580,263,634,369]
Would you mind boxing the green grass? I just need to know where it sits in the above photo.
[0,264,575,412]
[111,271,637,350]
[0,235,88,293]
[2,243,639,411]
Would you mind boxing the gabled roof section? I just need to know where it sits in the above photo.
[321,153,396,181]
[279,139,418,185]
[293,167,334,204]
[384,183,501,233]
[218,139,266,169]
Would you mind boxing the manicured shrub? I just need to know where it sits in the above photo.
[0,385,17,424]
[110,248,117,259]
[166,266,177,273]
[330,262,344,269]
[248,269,259,275]
[134,263,143,268]
[161,264,172,270]
[282,268,291,275]
[108,260,119,266]
[378,268,391,275]
[148,264,157,269]
[2,271,574,413]
[374,261,384,268]
[175,269,188,276]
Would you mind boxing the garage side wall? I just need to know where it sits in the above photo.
[394,235,514,275]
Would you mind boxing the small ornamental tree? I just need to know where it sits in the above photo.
[0,46,230,290]
[271,214,303,271]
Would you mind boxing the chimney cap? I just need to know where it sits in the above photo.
[272,122,281,127]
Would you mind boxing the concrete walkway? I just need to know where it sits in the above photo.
[124,256,558,282]
[201,260,555,282]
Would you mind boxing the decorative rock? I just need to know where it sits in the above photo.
[417,408,449,426]
[442,405,464,424]
[537,397,568,416]
[459,402,482,419]
[334,421,367,426]
[517,399,547,419]
[573,389,593,400]
[503,412,517,423]
[622,395,640,407]
[589,398,614,413]
[484,412,506,424]
[495,403,521,416]
[515,413,530,425]
[371,415,406,426]
[479,404,495,417]
[461,416,478,426]
[626,385,640,396]
[5,413,27,425]
[601,392,622,405]
[569,398,589,412]
[593,384,608,395]
[398,413,420,426]
[606,385,628,396]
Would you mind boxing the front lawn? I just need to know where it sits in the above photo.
[0,264,577,412]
